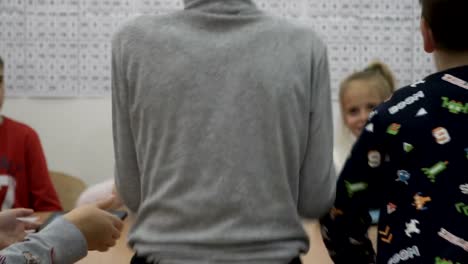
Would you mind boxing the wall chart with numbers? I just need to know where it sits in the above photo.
[0,0,434,98]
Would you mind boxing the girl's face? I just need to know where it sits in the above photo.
[341,80,382,137]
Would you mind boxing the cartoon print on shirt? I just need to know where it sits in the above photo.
[441,97,468,114]
[438,228,468,252]
[415,108,428,117]
[405,219,421,237]
[410,80,426,87]
[432,127,451,144]
[455,202,468,216]
[345,181,368,198]
[387,203,397,214]
[460,184,468,195]
[378,225,393,243]
[421,161,448,183]
[435,256,461,264]
[329,207,344,220]
[365,123,374,133]
[442,74,468,90]
[387,123,401,135]
[367,150,381,168]
[395,170,410,185]
[413,193,431,210]
[388,90,425,115]
[403,143,414,153]
[387,246,421,264]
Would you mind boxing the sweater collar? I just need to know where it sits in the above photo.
[184,0,257,14]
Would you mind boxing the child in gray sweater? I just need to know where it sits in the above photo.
[112,0,336,263]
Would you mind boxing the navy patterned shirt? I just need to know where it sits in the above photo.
[321,65,468,264]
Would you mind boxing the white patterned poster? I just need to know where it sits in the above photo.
[0,0,435,98]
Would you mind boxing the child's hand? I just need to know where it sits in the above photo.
[64,196,124,252]
[0,208,40,250]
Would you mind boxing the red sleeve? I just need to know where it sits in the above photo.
[25,129,62,211]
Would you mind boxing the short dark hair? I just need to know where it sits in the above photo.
[420,0,468,52]
[0,56,3,68]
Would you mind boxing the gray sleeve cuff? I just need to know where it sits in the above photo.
[38,217,88,263]
[0,217,87,264]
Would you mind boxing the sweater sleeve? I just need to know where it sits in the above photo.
[297,46,337,219]
[0,217,87,264]
[111,31,141,214]
[25,129,62,211]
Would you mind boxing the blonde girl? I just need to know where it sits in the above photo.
[334,61,396,172]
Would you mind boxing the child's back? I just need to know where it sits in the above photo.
[321,0,468,261]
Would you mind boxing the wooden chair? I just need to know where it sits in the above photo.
[49,170,87,211]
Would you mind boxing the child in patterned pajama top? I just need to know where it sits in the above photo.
[320,0,468,263]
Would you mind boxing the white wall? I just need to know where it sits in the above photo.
[2,98,115,185]
[3,98,342,185]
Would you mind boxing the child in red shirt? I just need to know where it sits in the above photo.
[0,56,62,211]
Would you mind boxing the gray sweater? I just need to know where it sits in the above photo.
[112,0,336,263]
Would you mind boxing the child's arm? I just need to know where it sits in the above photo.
[1,197,123,264]
[111,32,141,214]
[298,46,337,219]
[320,114,388,264]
